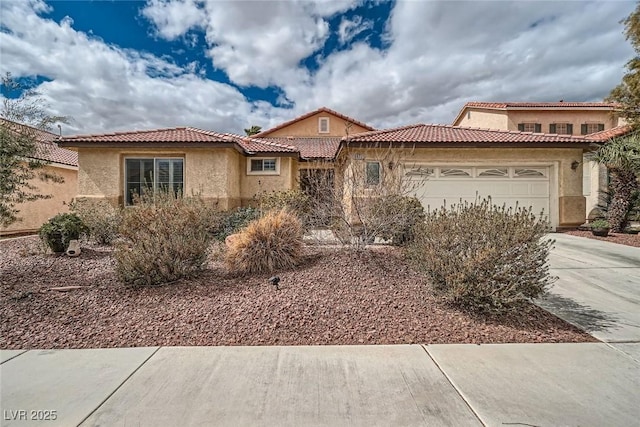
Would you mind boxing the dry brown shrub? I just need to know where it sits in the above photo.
[225,209,303,274]
[115,192,213,286]
[407,197,555,314]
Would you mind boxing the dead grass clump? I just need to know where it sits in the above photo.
[225,209,303,274]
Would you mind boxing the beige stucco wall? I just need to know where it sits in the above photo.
[76,147,245,210]
[505,110,618,134]
[265,112,371,137]
[584,158,608,219]
[240,156,297,205]
[343,146,586,227]
[457,109,620,134]
[455,110,509,129]
[1,164,78,235]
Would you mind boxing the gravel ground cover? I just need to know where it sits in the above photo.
[562,230,640,248]
[0,236,594,349]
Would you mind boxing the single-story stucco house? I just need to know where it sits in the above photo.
[1,119,78,236]
[59,107,617,230]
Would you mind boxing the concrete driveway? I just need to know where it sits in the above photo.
[537,233,640,354]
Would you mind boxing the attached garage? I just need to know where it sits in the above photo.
[405,164,552,225]
[344,123,593,229]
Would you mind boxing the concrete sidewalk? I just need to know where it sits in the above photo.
[2,343,639,427]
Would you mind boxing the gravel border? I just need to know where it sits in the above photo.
[0,237,595,349]
[561,230,640,248]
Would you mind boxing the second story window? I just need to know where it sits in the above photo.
[517,123,541,133]
[318,117,330,133]
[550,123,573,135]
[581,123,605,135]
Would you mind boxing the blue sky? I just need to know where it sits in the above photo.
[0,0,636,135]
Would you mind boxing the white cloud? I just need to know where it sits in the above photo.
[291,0,637,128]
[141,0,205,40]
[0,0,636,135]
[0,0,262,134]
[338,15,373,45]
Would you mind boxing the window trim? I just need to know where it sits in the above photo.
[123,156,184,206]
[517,122,541,133]
[581,122,605,135]
[246,157,280,175]
[549,123,573,135]
[365,161,381,187]
[318,117,330,134]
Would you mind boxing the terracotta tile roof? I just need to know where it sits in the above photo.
[452,101,620,125]
[254,107,375,137]
[0,118,78,167]
[59,127,298,155]
[584,125,635,142]
[347,124,591,144]
[259,137,341,159]
[463,101,619,109]
[60,127,238,144]
[238,137,299,154]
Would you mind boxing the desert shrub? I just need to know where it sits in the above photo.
[225,209,303,274]
[115,192,212,286]
[38,213,89,253]
[258,190,312,228]
[71,199,122,245]
[368,195,425,245]
[211,206,260,241]
[407,198,554,314]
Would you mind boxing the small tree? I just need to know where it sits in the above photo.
[591,134,640,232]
[301,143,427,250]
[244,125,262,136]
[0,73,68,226]
[607,3,640,129]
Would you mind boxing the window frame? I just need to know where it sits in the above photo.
[124,157,184,206]
[318,117,330,134]
[365,161,381,187]
[517,122,541,133]
[581,123,605,135]
[247,157,280,175]
[549,123,573,135]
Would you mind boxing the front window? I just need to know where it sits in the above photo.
[248,158,279,174]
[365,161,381,186]
[125,158,183,205]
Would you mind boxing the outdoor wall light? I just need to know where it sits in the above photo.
[571,160,580,170]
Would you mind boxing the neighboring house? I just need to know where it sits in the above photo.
[60,106,601,230]
[452,101,631,218]
[0,119,78,236]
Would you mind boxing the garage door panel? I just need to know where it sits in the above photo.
[405,166,550,220]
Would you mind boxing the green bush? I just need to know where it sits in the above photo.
[369,195,426,245]
[211,207,260,241]
[71,199,122,245]
[407,198,554,314]
[39,213,89,253]
[225,209,303,274]
[115,192,212,286]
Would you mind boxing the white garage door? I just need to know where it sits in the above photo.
[405,166,550,220]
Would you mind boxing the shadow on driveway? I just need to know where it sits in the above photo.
[536,292,617,335]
